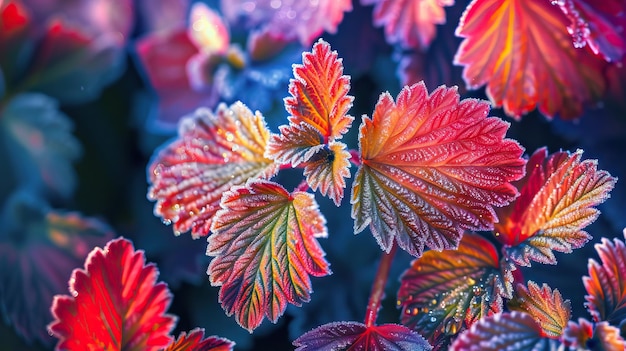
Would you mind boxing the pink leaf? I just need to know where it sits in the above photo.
[564,318,626,351]
[363,0,455,49]
[293,321,431,350]
[48,238,176,351]
[207,180,331,331]
[552,0,626,62]
[148,102,278,238]
[352,82,525,257]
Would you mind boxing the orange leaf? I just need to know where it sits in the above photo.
[302,141,352,206]
[284,39,354,143]
[495,148,616,266]
[454,0,607,119]
[352,82,525,257]
[511,281,571,338]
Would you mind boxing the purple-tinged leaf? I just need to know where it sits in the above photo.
[496,148,616,266]
[207,180,331,332]
[583,234,626,326]
[48,238,176,351]
[398,233,510,343]
[0,191,113,345]
[164,328,234,351]
[148,102,278,238]
[220,0,352,45]
[0,93,81,197]
[352,82,525,257]
[137,0,188,34]
[564,318,626,351]
[293,321,431,351]
[511,281,571,338]
[450,312,561,351]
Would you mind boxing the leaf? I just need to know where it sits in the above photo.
[495,148,616,266]
[302,142,352,206]
[284,39,354,142]
[351,82,525,257]
[552,0,626,62]
[207,180,331,332]
[164,328,234,351]
[0,1,32,84]
[267,39,354,204]
[362,0,455,49]
[398,233,509,342]
[0,93,82,197]
[583,235,626,326]
[0,191,113,344]
[25,19,126,104]
[220,0,352,45]
[187,2,229,55]
[148,102,278,238]
[450,312,562,351]
[511,281,571,338]
[454,0,607,119]
[293,321,431,351]
[48,237,177,351]
[564,318,626,351]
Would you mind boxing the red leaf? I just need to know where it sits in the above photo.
[136,28,199,92]
[351,82,525,257]
[450,312,561,351]
[148,102,278,238]
[511,281,571,338]
[48,238,176,351]
[0,1,33,83]
[363,0,455,49]
[293,321,431,350]
[398,233,509,342]
[207,180,331,331]
[454,0,607,119]
[552,0,626,62]
[164,328,234,351]
[495,148,616,266]
[583,234,626,325]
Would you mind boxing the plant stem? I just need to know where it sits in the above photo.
[364,243,397,327]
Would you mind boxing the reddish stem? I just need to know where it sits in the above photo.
[364,244,397,327]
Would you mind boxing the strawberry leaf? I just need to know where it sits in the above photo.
[398,233,510,342]
[583,234,626,326]
[293,321,431,351]
[450,312,562,351]
[454,0,607,119]
[552,0,626,62]
[164,328,234,351]
[362,0,455,49]
[0,93,81,197]
[267,39,354,204]
[0,191,113,344]
[148,102,278,238]
[564,318,626,351]
[495,148,616,266]
[351,82,525,257]
[48,237,177,351]
[511,281,571,338]
[207,180,331,332]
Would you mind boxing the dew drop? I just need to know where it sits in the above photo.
[430,316,436,323]
[71,290,78,297]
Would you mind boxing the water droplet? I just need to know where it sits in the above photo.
[71,290,78,297]
[430,316,436,323]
